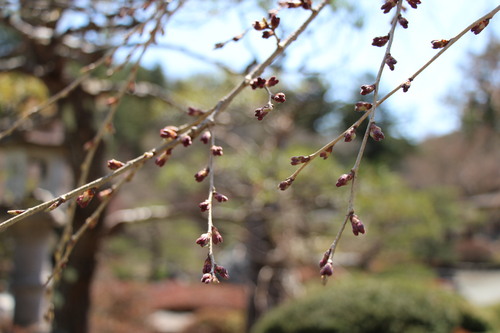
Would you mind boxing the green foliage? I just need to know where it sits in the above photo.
[252,277,491,333]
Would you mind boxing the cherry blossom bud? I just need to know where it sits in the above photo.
[250,77,267,90]
[381,0,397,13]
[212,226,223,244]
[214,192,229,202]
[273,92,286,103]
[336,172,354,187]
[471,19,490,35]
[350,214,366,236]
[200,131,211,144]
[196,233,210,247]
[160,126,178,139]
[76,188,97,208]
[194,167,210,182]
[320,146,333,160]
[320,262,333,277]
[253,19,268,31]
[181,135,192,147]
[155,149,172,167]
[211,145,223,156]
[385,53,397,71]
[266,76,279,87]
[372,35,389,47]
[355,101,372,112]
[369,123,385,141]
[278,177,294,191]
[344,126,357,142]
[290,155,310,165]
[254,107,269,121]
[360,84,376,95]
[406,0,421,9]
[199,200,210,212]
[215,265,230,279]
[107,159,125,170]
[398,15,409,29]
[431,39,449,49]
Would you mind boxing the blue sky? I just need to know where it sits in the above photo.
[120,1,500,141]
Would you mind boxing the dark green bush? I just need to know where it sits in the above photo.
[252,278,490,333]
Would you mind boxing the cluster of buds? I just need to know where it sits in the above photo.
[290,155,310,165]
[155,148,173,167]
[336,171,354,187]
[107,159,125,170]
[273,92,286,103]
[350,214,366,236]
[279,0,312,9]
[471,19,490,35]
[194,167,210,182]
[369,123,385,141]
[250,76,279,90]
[254,104,273,121]
[253,12,280,39]
[278,177,294,191]
[355,101,373,112]
[211,145,223,156]
[380,0,396,14]
[431,39,449,49]
[372,35,389,47]
[76,188,97,208]
[385,53,397,71]
[195,226,224,247]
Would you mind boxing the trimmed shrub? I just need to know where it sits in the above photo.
[252,278,490,333]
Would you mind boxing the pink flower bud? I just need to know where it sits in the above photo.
[194,167,210,182]
[344,126,357,142]
[160,126,178,139]
[212,226,223,244]
[355,101,372,112]
[201,273,214,284]
[254,107,269,121]
[398,15,409,29]
[215,265,230,279]
[381,0,396,13]
[319,249,332,268]
[202,256,212,273]
[471,19,490,35]
[107,159,125,170]
[320,262,333,277]
[336,172,354,187]
[385,53,397,71]
[431,39,449,49]
[199,200,210,212]
[273,92,286,103]
[290,155,310,165]
[360,84,376,95]
[181,135,192,147]
[211,145,223,156]
[214,192,229,203]
[320,146,333,160]
[406,0,421,9]
[372,35,389,47]
[250,77,267,89]
[196,233,210,247]
[266,76,279,87]
[278,177,294,191]
[200,131,211,144]
[369,123,385,141]
[350,214,366,236]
